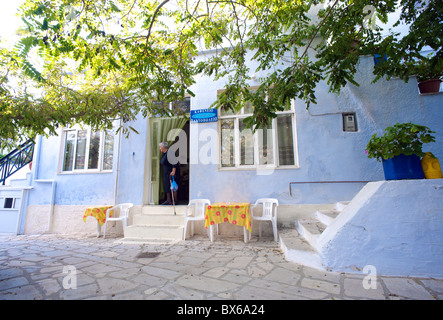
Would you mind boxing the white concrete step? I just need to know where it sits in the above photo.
[335,201,350,211]
[125,225,184,241]
[123,205,188,242]
[279,228,323,270]
[133,213,184,226]
[141,205,187,215]
[295,218,327,249]
[293,200,348,251]
[314,209,340,226]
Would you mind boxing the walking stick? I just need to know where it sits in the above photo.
[170,176,176,215]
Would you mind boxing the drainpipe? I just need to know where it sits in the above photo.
[33,135,57,233]
[114,119,122,204]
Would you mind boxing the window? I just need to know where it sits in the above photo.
[152,97,191,116]
[1,197,20,209]
[4,198,14,209]
[172,97,191,114]
[218,90,298,169]
[61,126,115,173]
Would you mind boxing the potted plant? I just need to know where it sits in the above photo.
[414,59,443,94]
[366,122,436,180]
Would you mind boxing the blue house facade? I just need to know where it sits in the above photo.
[5,51,442,236]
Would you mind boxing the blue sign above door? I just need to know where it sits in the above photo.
[190,109,218,123]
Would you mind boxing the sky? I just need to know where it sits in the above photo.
[0,0,26,48]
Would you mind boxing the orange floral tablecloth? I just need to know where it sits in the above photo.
[205,202,251,233]
[83,205,114,226]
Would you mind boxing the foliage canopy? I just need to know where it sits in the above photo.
[0,0,441,150]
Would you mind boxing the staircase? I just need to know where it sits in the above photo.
[279,201,349,270]
[123,205,186,242]
[0,139,34,185]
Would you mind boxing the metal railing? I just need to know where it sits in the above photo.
[0,139,35,185]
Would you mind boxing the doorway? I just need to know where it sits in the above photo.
[148,117,189,205]
[159,120,190,205]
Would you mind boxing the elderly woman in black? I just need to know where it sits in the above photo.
[159,142,179,205]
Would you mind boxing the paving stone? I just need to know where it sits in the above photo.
[343,277,386,299]
[108,267,142,279]
[39,265,65,275]
[382,277,435,300]
[203,266,230,279]
[97,277,139,295]
[92,250,121,258]
[420,279,443,294]
[176,274,240,293]
[37,278,62,296]
[0,284,44,300]
[256,261,274,271]
[0,268,23,280]
[226,256,254,269]
[287,285,330,300]
[142,265,181,280]
[301,277,341,295]
[71,273,96,287]
[264,267,301,286]
[221,272,251,285]
[82,263,122,275]
[234,284,308,300]
[112,290,145,300]
[302,266,342,284]
[0,233,441,300]
[162,282,206,300]
[59,283,99,299]
[145,289,170,300]
[144,287,158,295]
[0,276,29,290]
[131,273,168,288]
[247,265,268,278]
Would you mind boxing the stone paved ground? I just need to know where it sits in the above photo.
[0,233,442,301]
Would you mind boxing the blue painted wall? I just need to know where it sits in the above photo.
[28,54,443,208]
[28,114,148,207]
[114,115,148,205]
[189,54,443,204]
[28,134,117,206]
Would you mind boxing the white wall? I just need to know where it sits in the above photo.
[320,179,443,278]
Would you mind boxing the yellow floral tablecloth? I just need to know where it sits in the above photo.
[205,202,251,233]
[83,205,114,226]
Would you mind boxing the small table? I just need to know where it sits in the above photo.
[205,202,251,243]
[83,205,114,237]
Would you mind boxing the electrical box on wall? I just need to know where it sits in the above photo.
[343,112,357,132]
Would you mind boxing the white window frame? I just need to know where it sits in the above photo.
[1,197,18,209]
[152,96,191,115]
[217,90,299,171]
[58,125,114,174]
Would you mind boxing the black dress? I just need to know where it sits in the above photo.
[161,150,180,194]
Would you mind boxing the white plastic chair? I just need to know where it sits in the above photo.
[184,199,217,241]
[103,203,133,239]
[250,198,279,241]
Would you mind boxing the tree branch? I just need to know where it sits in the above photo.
[298,0,340,63]
[145,0,170,45]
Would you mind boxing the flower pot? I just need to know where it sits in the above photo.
[418,79,441,94]
[421,153,443,179]
[382,154,424,180]
[373,54,387,66]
